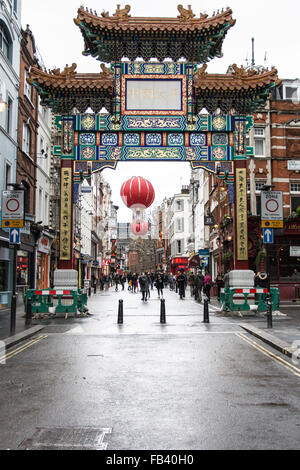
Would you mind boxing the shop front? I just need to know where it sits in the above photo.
[170,257,189,275]
[0,242,13,309]
[270,218,300,300]
[36,234,53,290]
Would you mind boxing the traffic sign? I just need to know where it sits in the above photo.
[9,228,20,245]
[263,228,274,244]
[261,220,284,228]
[261,191,283,221]
[1,190,24,228]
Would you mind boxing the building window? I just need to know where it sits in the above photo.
[22,181,30,213]
[44,193,48,224]
[5,96,12,134]
[255,182,267,192]
[5,163,11,189]
[290,183,300,214]
[254,127,265,157]
[24,70,32,101]
[176,239,183,255]
[176,200,183,211]
[176,218,184,232]
[0,23,11,60]
[22,123,31,155]
[290,183,300,193]
[284,86,300,101]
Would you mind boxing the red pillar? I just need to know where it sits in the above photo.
[59,159,74,270]
[234,160,249,270]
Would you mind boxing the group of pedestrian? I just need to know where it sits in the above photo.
[187,269,215,302]
[113,272,126,292]
[90,267,226,304]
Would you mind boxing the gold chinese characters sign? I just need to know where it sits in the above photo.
[60,168,72,260]
[236,168,248,261]
[121,75,187,116]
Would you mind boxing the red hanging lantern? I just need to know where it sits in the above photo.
[121,176,155,210]
[131,220,149,236]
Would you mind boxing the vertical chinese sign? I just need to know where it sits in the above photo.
[236,168,248,261]
[60,168,72,260]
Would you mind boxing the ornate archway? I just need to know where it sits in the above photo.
[28,5,280,272]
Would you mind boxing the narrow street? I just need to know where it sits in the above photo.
[0,286,299,450]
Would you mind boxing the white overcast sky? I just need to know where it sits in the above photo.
[22,0,300,221]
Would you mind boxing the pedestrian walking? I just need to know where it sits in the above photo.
[132,273,138,293]
[215,271,224,302]
[188,272,196,297]
[120,274,125,291]
[155,273,164,299]
[114,273,120,292]
[177,270,186,300]
[139,273,149,302]
[203,272,213,302]
[195,270,204,303]
[146,272,151,299]
[150,272,155,290]
[127,272,132,291]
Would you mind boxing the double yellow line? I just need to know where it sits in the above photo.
[0,334,48,363]
[236,332,300,378]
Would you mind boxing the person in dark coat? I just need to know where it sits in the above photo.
[139,273,149,302]
[195,270,204,303]
[155,273,164,299]
[215,271,224,302]
[177,270,186,300]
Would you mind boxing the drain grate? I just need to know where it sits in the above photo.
[19,427,112,450]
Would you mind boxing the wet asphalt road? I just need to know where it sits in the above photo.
[0,287,299,450]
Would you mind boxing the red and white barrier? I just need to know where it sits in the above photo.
[34,290,72,296]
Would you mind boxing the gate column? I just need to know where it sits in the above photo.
[58,116,75,270]
[233,160,249,270]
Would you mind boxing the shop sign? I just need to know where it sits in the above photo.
[290,246,300,257]
[204,215,214,226]
[172,257,189,265]
[288,161,300,171]
[60,168,72,260]
[38,237,50,254]
[198,249,209,256]
[284,219,300,235]
[236,168,248,260]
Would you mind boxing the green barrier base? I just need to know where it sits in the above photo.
[220,287,280,313]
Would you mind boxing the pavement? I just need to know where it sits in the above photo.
[0,287,299,361]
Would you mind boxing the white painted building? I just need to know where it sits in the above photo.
[169,187,190,272]
[0,0,22,306]
[36,99,51,225]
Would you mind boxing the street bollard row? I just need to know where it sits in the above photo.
[116,299,211,325]
[117,299,167,324]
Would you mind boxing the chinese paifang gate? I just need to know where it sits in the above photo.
[28,4,280,270]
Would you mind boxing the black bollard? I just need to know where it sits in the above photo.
[88,287,92,297]
[160,298,166,324]
[94,284,97,295]
[26,297,32,326]
[266,293,272,329]
[118,299,124,324]
[10,294,17,333]
[203,297,209,324]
